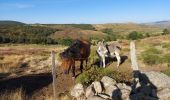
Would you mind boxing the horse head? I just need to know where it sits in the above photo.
[97,41,109,57]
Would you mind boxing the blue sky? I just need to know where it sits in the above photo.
[0,0,170,24]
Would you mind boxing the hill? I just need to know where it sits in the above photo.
[143,20,170,29]
[0,20,25,25]
[0,20,169,45]
[93,23,162,35]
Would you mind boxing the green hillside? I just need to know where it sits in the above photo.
[0,20,25,25]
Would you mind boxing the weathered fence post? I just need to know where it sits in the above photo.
[130,41,139,71]
[51,51,56,100]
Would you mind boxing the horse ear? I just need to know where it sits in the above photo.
[102,39,105,43]
[97,41,101,46]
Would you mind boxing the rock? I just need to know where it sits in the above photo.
[157,88,170,100]
[121,89,131,100]
[105,85,117,99]
[142,71,170,89]
[116,83,131,91]
[98,93,110,99]
[85,84,95,98]
[92,81,103,94]
[101,76,117,88]
[71,83,85,99]
[87,95,105,100]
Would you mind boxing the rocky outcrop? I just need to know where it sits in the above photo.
[70,83,85,100]
[142,71,170,89]
[71,71,170,100]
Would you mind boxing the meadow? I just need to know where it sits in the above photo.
[0,22,170,99]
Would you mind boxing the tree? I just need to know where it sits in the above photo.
[162,29,170,35]
[127,31,143,40]
[102,28,113,35]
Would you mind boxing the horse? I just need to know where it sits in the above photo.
[96,40,121,68]
[60,39,91,78]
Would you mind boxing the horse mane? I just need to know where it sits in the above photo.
[60,39,83,59]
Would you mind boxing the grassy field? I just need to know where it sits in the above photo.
[0,34,170,99]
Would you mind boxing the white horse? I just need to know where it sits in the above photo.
[97,40,121,68]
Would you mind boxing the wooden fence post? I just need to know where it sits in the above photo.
[51,51,56,100]
[130,41,139,71]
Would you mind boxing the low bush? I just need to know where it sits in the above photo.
[162,54,170,64]
[76,67,133,86]
[127,31,143,40]
[162,68,170,76]
[142,54,162,65]
[141,47,162,65]
[57,38,74,46]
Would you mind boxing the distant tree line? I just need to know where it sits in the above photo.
[45,24,96,30]
[0,24,74,45]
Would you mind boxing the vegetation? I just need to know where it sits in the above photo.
[76,67,132,86]
[141,46,170,66]
[141,47,162,65]
[162,68,170,76]
[46,24,96,30]
[162,29,170,35]
[0,21,25,25]
[127,31,143,40]
[0,88,25,100]
[57,38,74,46]
[102,28,117,41]
[0,24,58,44]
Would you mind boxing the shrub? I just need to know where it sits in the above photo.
[105,34,117,41]
[162,54,170,64]
[65,24,96,30]
[142,54,161,65]
[162,29,170,35]
[57,38,74,46]
[101,28,113,35]
[162,42,170,48]
[141,47,162,65]
[162,68,170,76]
[127,31,143,40]
[76,67,133,86]
[144,47,161,54]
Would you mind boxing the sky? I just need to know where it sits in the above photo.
[0,0,170,24]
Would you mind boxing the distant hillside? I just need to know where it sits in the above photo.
[0,20,25,25]
[0,20,169,44]
[143,21,170,29]
[93,23,163,35]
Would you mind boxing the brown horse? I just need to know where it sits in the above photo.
[60,39,91,78]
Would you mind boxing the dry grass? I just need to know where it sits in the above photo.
[0,88,25,100]
[0,44,66,74]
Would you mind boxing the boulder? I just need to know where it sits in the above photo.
[92,81,103,94]
[142,71,170,89]
[121,89,131,100]
[85,84,95,98]
[157,88,170,100]
[105,85,117,98]
[101,76,117,88]
[87,95,105,100]
[71,83,85,99]
[116,83,131,91]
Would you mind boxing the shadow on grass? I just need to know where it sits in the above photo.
[0,73,52,95]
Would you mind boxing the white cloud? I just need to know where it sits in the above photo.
[0,3,34,9]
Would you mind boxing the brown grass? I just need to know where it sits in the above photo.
[0,88,25,100]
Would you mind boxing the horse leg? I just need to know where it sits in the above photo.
[80,60,84,73]
[71,61,76,78]
[115,51,121,68]
[99,56,102,67]
[102,56,106,68]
